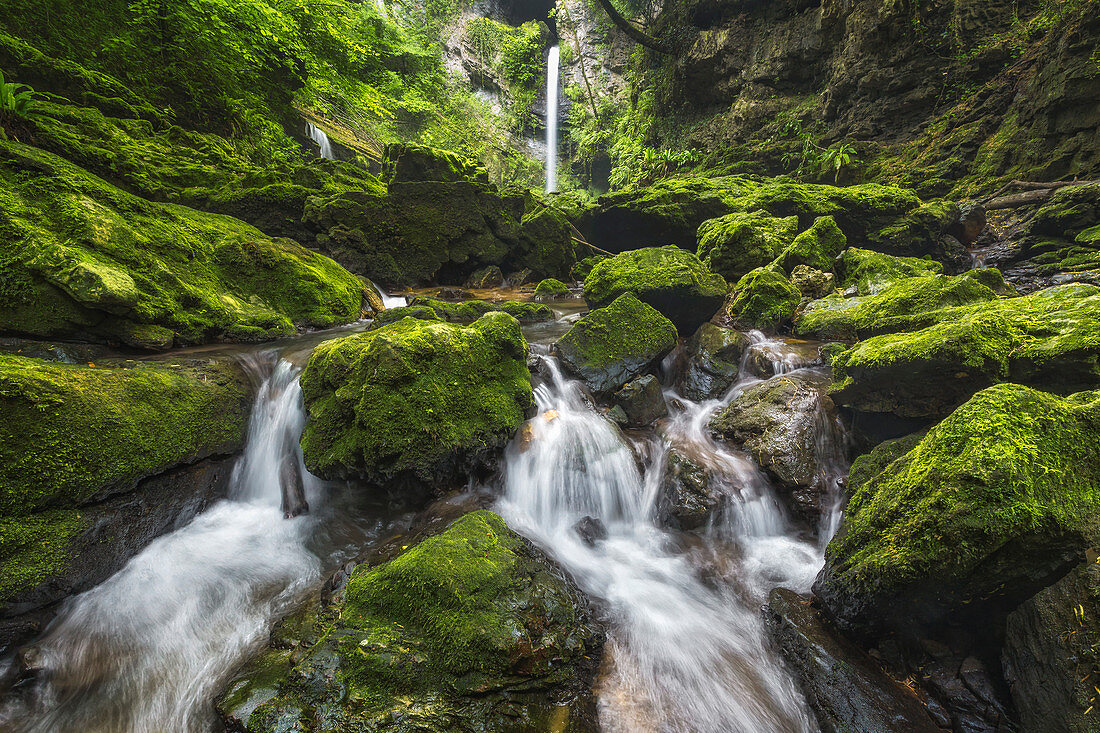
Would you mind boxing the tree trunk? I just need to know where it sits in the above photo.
[591,0,673,54]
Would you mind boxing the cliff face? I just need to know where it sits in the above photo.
[648,0,1100,196]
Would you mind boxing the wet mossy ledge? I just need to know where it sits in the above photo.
[221,510,604,732]
[300,313,534,496]
[0,353,251,614]
[0,142,367,350]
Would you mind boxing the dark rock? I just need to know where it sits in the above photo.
[790,265,835,299]
[573,516,608,547]
[612,375,668,427]
[763,587,942,733]
[949,202,987,246]
[464,264,504,289]
[678,323,750,401]
[658,447,728,530]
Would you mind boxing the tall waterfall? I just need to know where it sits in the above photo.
[545,45,560,194]
[306,121,335,160]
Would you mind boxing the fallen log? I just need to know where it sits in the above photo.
[982,179,1099,208]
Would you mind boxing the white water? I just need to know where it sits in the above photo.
[306,121,335,160]
[4,360,325,733]
[545,45,560,194]
[500,357,823,733]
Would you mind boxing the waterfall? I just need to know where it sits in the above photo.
[545,45,560,194]
[306,121,335,160]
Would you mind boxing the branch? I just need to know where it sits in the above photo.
[981,179,1099,207]
[591,0,673,54]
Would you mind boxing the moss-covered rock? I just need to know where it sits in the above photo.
[408,297,554,324]
[725,267,801,330]
[814,384,1100,636]
[0,354,250,604]
[696,211,799,281]
[464,265,504,289]
[773,215,847,274]
[836,248,944,296]
[569,255,606,281]
[300,314,533,493]
[789,265,835,299]
[0,142,365,349]
[235,510,603,732]
[533,278,573,301]
[583,246,727,333]
[382,142,490,185]
[846,432,926,494]
[553,293,677,394]
[368,305,442,330]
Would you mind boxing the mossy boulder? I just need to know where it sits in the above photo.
[725,267,801,331]
[696,211,799,281]
[836,248,943,296]
[553,293,677,394]
[464,265,504,289]
[0,142,365,349]
[583,246,728,333]
[381,142,489,185]
[234,510,604,732]
[533,278,572,301]
[814,384,1100,636]
[569,255,606,281]
[300,313,534,493]
[773,215,847,274]
[0,354,250,614]
[790,265,835,299]
[408,296,553,324]
[677,323,750,401]
[369,305,442,330]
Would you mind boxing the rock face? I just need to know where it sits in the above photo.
[300,313,534,494]
[583,246,727,333]
[764,588,942,733]
[223,510,605,732]
[1003,562,1100,733]
[611,374,668,427]
[677,323,749,401]
[815,384,1100,636]
[0,353,252,652]
[553,293,678,394]
[0,142,366,350]
[696,211,800,281]
[726,267,801,330]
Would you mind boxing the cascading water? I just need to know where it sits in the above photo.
[2,358,324,733]
[545,45,560,194]
[499,356,822,733]
[306,121,335,160]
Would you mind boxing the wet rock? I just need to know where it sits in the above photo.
[573,516,608,547]
[949,202,987,246]
[408,296,554,324]
[696,210,799,281]
[300,313,533,495]
[936,234,972,275]
[223,511,604,733]
[533,277,573,301]
[763,588,942,733]
[612,375,668,427]
[583,246,728,334]
[464,264,504,289]
[279,454,309,519]
[553,293,678,394]
[815,384,1100,637]
[658,447,728,530]
[678,323,750,401]
[790,265,835,299]
[504,268,535,288]
[1003,562,1100,733]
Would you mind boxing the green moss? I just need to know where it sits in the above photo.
[847,432,927,493]
[369,305,442,330]
[554,293,678,394]
[533,278,572,300]
[837,247,944,295]
[726,267,801,331]
[408,297,554,324]
[817,385,1100,633]
[696,211,800,281]
[0,141,364,348]
[583,246,727,333]
[0,509,88,601]
[570,255,606,281]
[382,143,489,185]
[300,314,533,487]
[773,215,847,274]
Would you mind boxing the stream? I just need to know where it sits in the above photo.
[0,307,846,733]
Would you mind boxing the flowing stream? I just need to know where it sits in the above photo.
[2,316,847,732]
[545,45,560,194]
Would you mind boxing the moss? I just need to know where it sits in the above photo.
[553,293,678,394]
[382,142,489,185]
[0,509,88,601]
[846,432,926,493]
[837,247,944,295]
[725,267,801,331]
[300,314,533,488]
[246,510,601,732]
[0,141,364,349]
[533,278,572,300]
[773,216,847,274]
[696,211,800,281]
[408,297,553,324]
[583,246,727,333]
[816,385,1100,634]
[369,305,442,330]
[569,255,606,281]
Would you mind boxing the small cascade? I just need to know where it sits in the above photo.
[545,45,560,194]
[5,358,323,733]
[305,121,335,160]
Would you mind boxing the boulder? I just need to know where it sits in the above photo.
[677,323,750,401]
[224,511,604,732]
[533,277,573,301]
[726,267,801,330]
[300,313,534,493]
[658,447,728,530]
[764,588,942,733]
[570,255,606,281]
[814,384,1100,636]
[773,215,847,274]
[612,374,668,427]
[834,247,943,296]
[583,246,727,334]
[464,265,504,289]
[368,304,442,330]
[790,265,835,299]
[948,201,987,246]
[408,296,554,324]
[696,211,799,281]
[553,293,678,394]
[381,142,489,184]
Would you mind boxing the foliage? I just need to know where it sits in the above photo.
[0,69,42,141]
[771,116,860,182]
